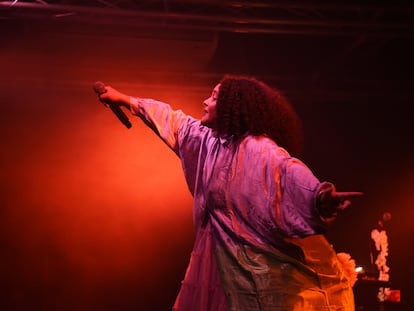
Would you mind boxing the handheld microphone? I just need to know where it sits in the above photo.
[93,81,132,129]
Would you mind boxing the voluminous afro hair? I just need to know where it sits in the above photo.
[216,75,303,157]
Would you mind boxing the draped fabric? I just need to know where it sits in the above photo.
[130,98,354,311]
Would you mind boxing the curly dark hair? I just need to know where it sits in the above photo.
[215,75,303,157]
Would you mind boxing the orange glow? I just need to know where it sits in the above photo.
[1,45,209,308]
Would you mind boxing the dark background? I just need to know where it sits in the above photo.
[1,1,413,310]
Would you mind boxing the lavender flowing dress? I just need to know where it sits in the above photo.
[130,98,354,311]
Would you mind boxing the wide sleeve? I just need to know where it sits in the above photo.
[279,157,332,236]
[129,97,194,154]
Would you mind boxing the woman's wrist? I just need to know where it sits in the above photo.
[317,182,339,219]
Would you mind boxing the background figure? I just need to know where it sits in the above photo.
[370,212,400,304]
[355,212,401,310]
[96,75,362,311]
[370,212,392,280]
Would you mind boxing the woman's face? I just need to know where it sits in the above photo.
[201,83,220,129]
